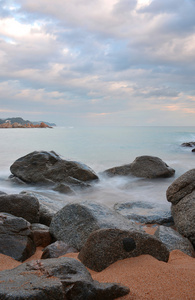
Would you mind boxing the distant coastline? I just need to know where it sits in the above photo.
[0,117,56,128]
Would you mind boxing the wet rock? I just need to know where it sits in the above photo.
[181,142,195,147]
[0,212,36,261]
[103,156,175,179]
[0,257,130,299]
[31,223,52,247]
[0,193,39,223]
[10,151,99,188]
[114,201,173,225]
[79,228,169,272]
[53,183,75,194]
[50,201,140,251]
[154,226,195,257]
[166,169,195,248]
[192,148,195,152]
[41,241,77,259]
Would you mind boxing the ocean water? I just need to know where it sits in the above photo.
[0,126,194,211]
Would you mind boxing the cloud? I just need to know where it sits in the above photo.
[0,0,194,126]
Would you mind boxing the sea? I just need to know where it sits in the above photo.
[0,126,194,211]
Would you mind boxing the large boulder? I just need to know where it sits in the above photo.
[0,193,39,223]
[166,169,195,248]
[103,156,175,178]
[79,228,169,272]
[0,212,36,261]
[0,257,130,299]
[114,201,173,225]
[154,226,195,257]
[10,151,99,187]
[50,201,140,251]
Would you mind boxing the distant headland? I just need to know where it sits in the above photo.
[0,117,56,128]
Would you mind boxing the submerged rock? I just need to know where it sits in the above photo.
[0,257,130,299]
[114,201,173,225]
[79,228,169,272]
[0,212,36,261]
[50,201,140,251]
[103,156,175,179]
[181,142,195,147]
[10,151,99,188]
[166,169,195,248]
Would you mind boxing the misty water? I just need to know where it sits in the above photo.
[0,126,194,211]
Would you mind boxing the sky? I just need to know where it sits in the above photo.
[0,0,195,126]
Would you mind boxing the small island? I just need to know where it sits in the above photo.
[0,117,55,128]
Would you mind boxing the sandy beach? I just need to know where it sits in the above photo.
[0,247,194,300]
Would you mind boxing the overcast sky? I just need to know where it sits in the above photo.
[0,0,195,126]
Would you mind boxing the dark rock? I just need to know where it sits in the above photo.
[0,257,130,299]
[50,201,141,251]
[53,183,75,194]
[31,223,52,247]
[0,191,7,195]
[166,169,195,248]
[21,191,57,226]
[166,169,195,205]
[192,148,195,152]
[79,228,169,272]
[9,174,27,185]
[10,151,99,187]
[0,212,36,261]
[103,156,175,179]
[39,202,56,226]
[41,241,77,259]
[181,142,195,147]
[0,193,39,223]
[154,225,195,257]
[114,201,173,225]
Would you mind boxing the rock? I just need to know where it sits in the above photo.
[10,151,99,187]
[31,223,52,247]
[166,169,195,205]
[9,174,27,185]
[166,169,195,248]
[0,191,6,195]
[41,241,77,259]
[53,183,75,194]
[20,191,57,226]
[39,202,56,226]
[154,226,195,257]
[192,148,195,152]
[0,193,39,223]
[114,201,173,225]
[171,192,195,248]
[0,257,130,299]
[103,156,175,179]
[79,228,169,272]
[0,212,36,261]
[181,142,195,147]
[50,201,140,251]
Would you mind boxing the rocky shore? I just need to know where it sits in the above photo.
[0,121,52,128]
[0,150,194,299]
